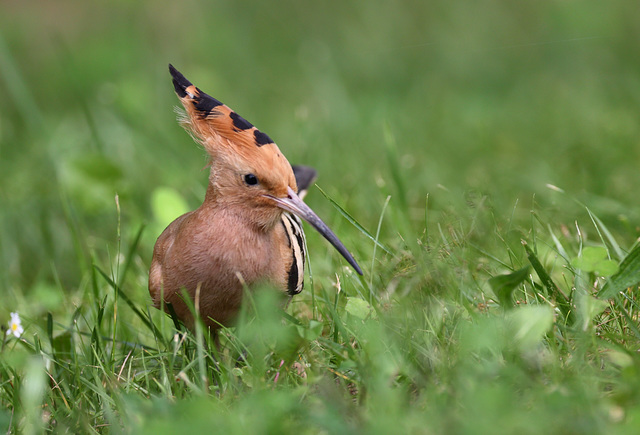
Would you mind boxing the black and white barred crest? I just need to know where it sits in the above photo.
[281,212,306,295]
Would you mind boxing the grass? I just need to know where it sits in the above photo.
[2,0,640,433]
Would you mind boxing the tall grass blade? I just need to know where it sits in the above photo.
[382,122,408,215]
[94,265,163,339]
[117,224,146,289]
[598,241,640,299]
[523,241,574,323]
[316,185,392,255]
[586,208,624,260]
[370,195,391,288]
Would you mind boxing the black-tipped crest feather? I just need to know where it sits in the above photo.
[168,64,223,115]
[168,64,192,98]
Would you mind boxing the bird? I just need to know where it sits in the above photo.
[149,64,363,338]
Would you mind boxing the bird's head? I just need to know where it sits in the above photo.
[168,65,362,275]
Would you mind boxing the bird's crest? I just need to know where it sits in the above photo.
[168,64,294,187]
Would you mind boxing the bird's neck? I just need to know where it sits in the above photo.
[203,183,218,204]
[201,184,282,233]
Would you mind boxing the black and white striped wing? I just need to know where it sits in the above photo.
[280,212,306,295]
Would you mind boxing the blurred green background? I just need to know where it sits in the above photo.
[1,0,639,308]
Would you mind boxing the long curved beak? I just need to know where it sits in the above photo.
[268,186,363,275]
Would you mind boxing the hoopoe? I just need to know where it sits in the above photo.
[149,65,363,336]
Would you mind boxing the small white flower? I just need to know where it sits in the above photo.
[6,312,23,338]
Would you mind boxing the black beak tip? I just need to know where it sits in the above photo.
[353,262,364,276]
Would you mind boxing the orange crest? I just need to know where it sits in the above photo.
[169,64,296,192]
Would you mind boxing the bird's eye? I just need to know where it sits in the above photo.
[244,173,259,186]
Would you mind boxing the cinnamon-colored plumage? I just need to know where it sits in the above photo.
[149,65,362,334]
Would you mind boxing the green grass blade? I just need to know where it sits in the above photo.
[523,241,574,323]
[93,265,164,339]
[117,223,146,289]
[370,195,391,288]
[383,122,409,215]
[489,266,530,308]
[598,241,640,299]
[586,208,624,260]
[316,185,393,256]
